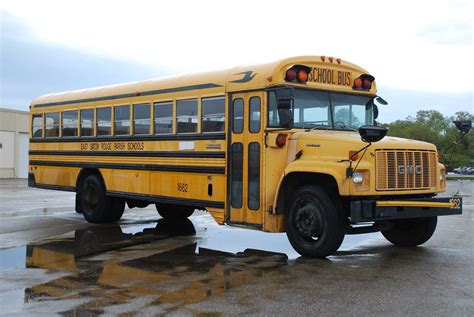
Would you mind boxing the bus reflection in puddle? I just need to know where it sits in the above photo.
[23,219,288,315]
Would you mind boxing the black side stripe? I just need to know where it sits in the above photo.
[32,184,225,209]
[33,83,223,108]
[107,191,225,209]
[29,150,225,159]
[30,133,226,143]
[29,160,225,174]
[35,183,76,192]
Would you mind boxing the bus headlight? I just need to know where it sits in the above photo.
[352,172,364,184]
[352,170,370,191]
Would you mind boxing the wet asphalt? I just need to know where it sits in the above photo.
[0,179,472,316]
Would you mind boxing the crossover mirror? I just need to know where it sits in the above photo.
[454,120,471,134]
[359,125,388,143]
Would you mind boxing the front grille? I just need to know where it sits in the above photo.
[376,150,437,190]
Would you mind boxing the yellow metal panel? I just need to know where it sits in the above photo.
[150,172,226,203]
[32,166,80,187]
[376,200,456,208]
[101,169,150,194]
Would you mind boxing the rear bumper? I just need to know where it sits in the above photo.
[350,197,462,222]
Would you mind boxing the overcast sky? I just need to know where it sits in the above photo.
[0,0,472,122]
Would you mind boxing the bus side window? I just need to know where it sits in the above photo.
[97,107,111,136]
[231,142,243,208]
[154,102,173,134]
[80,109,94,136]
[177,99,197,133]
[62,110,78,137]
[32,114,43,138]
[249,97,261,133]
[45,112,59,137]
[232,98,244,133]
[202,96,225,133]
[114,105,130,135]
[133,103,150,135]
[248,142,260,210]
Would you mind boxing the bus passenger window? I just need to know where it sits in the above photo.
[97,107,111,136]
[45,112,59,137]
[249,97,261,133]
[114,105,130,135]
[32,114,43,138]
[202,96,225,133]
[62,110,78,137]
[154,102,173,134]
[80,109,94,136]
[232,99,244,133]
[248,142,260,210]
[231,142,243,208]
[133,103,150,135]
[177,99,197,133]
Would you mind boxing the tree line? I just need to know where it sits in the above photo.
[382,110,473,170]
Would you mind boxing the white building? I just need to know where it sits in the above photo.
[0,108,29,178]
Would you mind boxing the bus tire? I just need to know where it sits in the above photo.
[285,185,345,258]
[107,198,125,222]
[80,174,123,223]
[75,192,83,213]
[155,203,194,221]
[381,217,437,246]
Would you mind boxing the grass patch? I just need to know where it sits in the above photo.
[447,175,474,180]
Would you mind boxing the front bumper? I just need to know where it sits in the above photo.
[350,197,462,222]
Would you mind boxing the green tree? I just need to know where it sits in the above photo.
[384,110,473,170]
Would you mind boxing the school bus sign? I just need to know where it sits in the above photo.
[307,67,352,87]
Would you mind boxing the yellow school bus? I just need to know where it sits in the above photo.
[28,56,462,257]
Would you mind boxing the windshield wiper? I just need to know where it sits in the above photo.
[309,124,331,130]
[333,122,357,131]
[337,126,358,132]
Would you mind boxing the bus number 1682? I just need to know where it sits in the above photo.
[177,182,188,192]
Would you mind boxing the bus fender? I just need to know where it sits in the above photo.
[272,160,350,214]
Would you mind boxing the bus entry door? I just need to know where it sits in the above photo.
[228,92,264,226]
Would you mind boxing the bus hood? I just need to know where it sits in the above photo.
[294,130,438,152]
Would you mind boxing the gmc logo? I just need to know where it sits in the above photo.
[398,165,422,175]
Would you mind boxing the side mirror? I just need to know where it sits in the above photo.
[454,120,471,134]
[278,108,293,129]
[375,96,388,105]
[275,88,294,129]
[359,125,388,143]
[373,104,379,120]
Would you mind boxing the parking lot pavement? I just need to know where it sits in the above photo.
[0,180,472,316]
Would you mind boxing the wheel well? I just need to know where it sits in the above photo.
[76,168,105,192]
[275,172,340,215]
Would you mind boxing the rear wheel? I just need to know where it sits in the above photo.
[285,185,345,258]
[381,217,437,246]
[155,203,194,221]
[80,174,125,223]
[75,192,83,213]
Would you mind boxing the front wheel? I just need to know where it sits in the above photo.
[285,185,345,258]
[381,217,437,246]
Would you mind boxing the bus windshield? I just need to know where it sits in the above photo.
[269,88,375,130]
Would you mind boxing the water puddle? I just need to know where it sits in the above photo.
[0,214,386,315]
[0,246,26,270]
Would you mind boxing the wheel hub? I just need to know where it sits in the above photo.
[295,205,321,239]
[83,183,98,211]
